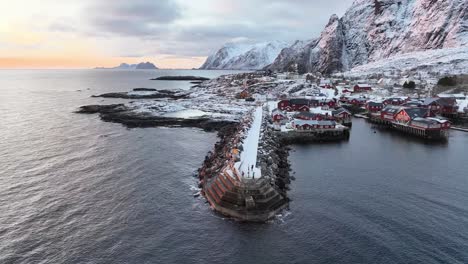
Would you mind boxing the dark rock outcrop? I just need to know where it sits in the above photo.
[91,89,189,100]
[151,76,210,81]
[76,104,234,131]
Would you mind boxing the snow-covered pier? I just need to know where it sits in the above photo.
[198,104,289,222]
[235,106,263,179]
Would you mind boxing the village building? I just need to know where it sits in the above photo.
[366,101,384,112]
[349,97,367,106]
[319,79,334,89]
[380,105,402,121]
[277,98,310,112]
[294,112,325,121]
[353,84,372,93]
[332,108,352,125]
[292,119,337,130]
[394,107,435,124]
[383,97,409,105]
[422,98,458,116]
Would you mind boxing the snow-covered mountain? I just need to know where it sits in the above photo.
[267,0,468,74]
[200,41,290,70]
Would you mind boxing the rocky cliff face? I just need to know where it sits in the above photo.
[268,0,468,74]
[200,41,290,70]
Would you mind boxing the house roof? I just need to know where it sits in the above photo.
[289,98,310,105]
[403,107,431,120]
[294,112,320,119]
[352,97,367,102]
[293,119,336,126]
[437,97,457,107]
[422,98,440,106]
[355,83,371,87]
[402,101,422,107]
[332,108,351,115]
[367,101,384,107]
[272,109,285,116]
[382,105,402,114]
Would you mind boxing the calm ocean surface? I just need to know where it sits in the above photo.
[0,70,467,264]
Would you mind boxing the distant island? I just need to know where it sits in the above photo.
[95,62,158,70]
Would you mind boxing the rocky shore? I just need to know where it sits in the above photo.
[92,89,189,100]
[76,104,235,131]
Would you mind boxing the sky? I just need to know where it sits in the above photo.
[0,0,354,69]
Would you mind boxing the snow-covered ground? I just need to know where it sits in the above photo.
[342,47,468,78]
[235,106,263,179]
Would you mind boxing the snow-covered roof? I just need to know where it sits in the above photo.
[293,119,335,126]
[355,83,371,87]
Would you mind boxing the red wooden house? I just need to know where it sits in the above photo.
[422,98,458,116]
[272,109,287,122]
[383,97,409,106]
[332,108,352,124]
[366,101,384,112]
[380,105,402,121]
[321,98,337,108]
[350,97,367,106]
[394,107,434,124]
[354,84,372,93]
[278,99,310,112]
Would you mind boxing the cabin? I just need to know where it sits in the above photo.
[272,109,287,122]
[354,84,372,93]
[350,97,367,106]
[366,101,384,112]
[380,105,402,121]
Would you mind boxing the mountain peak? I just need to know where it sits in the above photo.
[200,41,290,70]
[267,0,467,74]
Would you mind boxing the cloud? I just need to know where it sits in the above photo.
[4,0,357,68]
[85,0,181,36]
